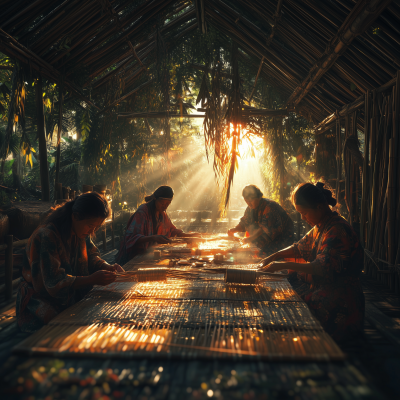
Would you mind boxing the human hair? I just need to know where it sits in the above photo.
[242,185,263,199]
[145,185,174,202]
[45,192,110,246]
[291,182,337,209]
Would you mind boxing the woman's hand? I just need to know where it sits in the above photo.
[240,237,252,245]
[260,261,287,273]
[227,229,237,237]
[90,270,116,286]
[152,235,171,244]
[259,253,280,269]
[105,263,125,273]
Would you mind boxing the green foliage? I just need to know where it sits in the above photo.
[0,17,317,209]
[80,109,91,141]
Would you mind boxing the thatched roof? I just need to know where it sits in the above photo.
[1,0,399,123]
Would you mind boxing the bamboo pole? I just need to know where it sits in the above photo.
[335,117,341,203]
[393,72,400,273]
[248,57,264,103]
[5,235,13,300]
[367,90,378,262]
[279,118,284,206]
[360,90,370,246]
[35,74,50,202]
[55,76,64,191]
[286,0,393,107]
[387,138,395,289]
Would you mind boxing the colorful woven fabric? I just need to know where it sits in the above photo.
[235,198,294,255]
[291,211,365,342]
[16,223,107,332]
[116,202,182,265]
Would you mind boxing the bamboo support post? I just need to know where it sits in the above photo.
[35,75,50,202]
[196,212,202,224]
[5,235,13,300]
[335,116,341,202]
[55,76,64,188]
[387,138,395,290]
[361,91,370,247]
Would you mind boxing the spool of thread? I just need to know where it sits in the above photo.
[154,250,161,259]
[225,268,258,284]
[136,268,167,282]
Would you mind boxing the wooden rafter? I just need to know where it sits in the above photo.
[118,107,289,119]
[98,79,154,115]
[194,0,206,34]
[266,0,284,45]
[100,0,146,70]
[248,57,264,103]
[0,28,99,109]
[314,73,397,134]
[286,0,393,107]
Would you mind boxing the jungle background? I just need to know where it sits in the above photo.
[0,25,321,218]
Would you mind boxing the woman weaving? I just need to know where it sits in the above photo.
[17,192,124,332]
[259,182,365,342]
[116,185,195,265]
[227,185,294,256]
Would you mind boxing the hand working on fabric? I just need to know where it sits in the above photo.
[104,263,125,273]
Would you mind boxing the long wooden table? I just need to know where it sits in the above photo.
[1,240,386,399]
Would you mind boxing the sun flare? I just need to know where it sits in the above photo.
[228,124,263,159]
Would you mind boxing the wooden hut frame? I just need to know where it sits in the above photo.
[1,0,400,292]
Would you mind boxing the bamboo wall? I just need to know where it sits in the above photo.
[321,72,400,294]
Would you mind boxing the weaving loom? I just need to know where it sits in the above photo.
[14,258,345,361]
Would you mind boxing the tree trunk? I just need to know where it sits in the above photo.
[1,66,18,179]
[35,75,50,202]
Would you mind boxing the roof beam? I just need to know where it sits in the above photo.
[194,0,206,34]
[118,108,289,119]
[286,0,393,107]
[266,0,283,45]
[98,79,154,115]
[101,0,146,70]
[0,28,99,109]
[314,72,397,134]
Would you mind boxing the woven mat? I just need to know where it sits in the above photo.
[14,275,344,361]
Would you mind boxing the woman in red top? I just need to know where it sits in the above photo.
[116,186,195,265]
[259,182,365,342]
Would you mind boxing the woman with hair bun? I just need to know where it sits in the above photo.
[259,182,365,342]
[116,186,195,265]
[17,192,124,332]
[227,184,294,256]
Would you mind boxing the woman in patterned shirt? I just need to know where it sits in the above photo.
[259,182,365,342]
[227,185,294,256]
[17,192,124,332]
[116,186,196,265]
